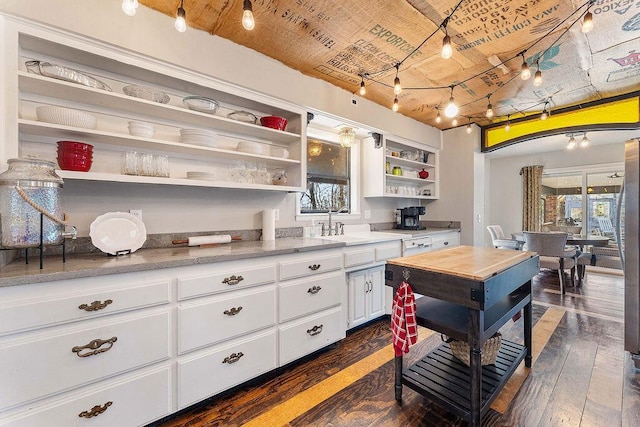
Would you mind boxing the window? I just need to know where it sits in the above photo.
[300,139,350,213]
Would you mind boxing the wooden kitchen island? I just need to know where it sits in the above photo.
[385,246,539,426]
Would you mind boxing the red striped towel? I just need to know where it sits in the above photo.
[391,281,417,357]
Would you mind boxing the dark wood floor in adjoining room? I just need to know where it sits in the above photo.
[154,267,640,427]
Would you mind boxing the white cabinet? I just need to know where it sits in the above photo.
[431,231,460,250]
[363,134,439,200]
[347,266,385,329]
[3,22,306,192]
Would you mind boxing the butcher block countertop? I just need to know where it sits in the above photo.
[387,245,537,281]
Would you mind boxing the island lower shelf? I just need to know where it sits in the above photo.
[401,339,526,421]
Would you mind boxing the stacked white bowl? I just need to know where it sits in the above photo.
[128,121,155,138]
[179,128,218,147]
[36,106,97,129]
[270,146,289,159]
[236,140,264,155]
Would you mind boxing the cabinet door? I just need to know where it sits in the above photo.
[368,267,385,320]
[348,270,368,329]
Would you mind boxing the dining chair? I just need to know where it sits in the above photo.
[522,231,576,294]
[576,246,623,285]
[487,225,524,250]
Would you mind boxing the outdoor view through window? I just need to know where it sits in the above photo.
[300,139,350,213]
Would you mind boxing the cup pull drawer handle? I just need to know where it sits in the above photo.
[307,324,323,336]
[72,336,118,358]
[223,306,243,316]
[222,275,244,285]
[307,286,322,294]
[308,264,321,271]
[78,401,113,418]
[78,299,113,312]
[222,352,244,364]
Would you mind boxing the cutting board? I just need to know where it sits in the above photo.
[387,246,536,281]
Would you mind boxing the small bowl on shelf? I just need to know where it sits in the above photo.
[123,85,170,103]
[127,121,156,138]
[56,140,93,154]
[236,140,264,155]
[260,116,288,131]
[183,96,220,114]
[56,152,93,172]
[269,146,289,159]
[227,110,258,124]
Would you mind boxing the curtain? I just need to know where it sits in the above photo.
[521,165,543,231]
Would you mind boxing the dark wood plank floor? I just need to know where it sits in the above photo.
[153,267,640,426]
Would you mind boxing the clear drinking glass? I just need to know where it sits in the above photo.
[138,153,154,176]
[122,151,138,175]
[154,155,169,178]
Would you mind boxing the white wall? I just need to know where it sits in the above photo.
[487,142,625,246]
[0,0,442,237]
[426,125,482,245]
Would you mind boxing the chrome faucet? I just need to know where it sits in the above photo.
[327,207,348,236]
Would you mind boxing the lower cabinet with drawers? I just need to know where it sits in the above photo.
[0,247,347,426]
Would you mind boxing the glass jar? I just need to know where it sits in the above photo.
[0,158,65,248]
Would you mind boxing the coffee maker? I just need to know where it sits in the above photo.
[395,206,426,230]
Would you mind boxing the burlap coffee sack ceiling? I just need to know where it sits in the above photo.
[141,0,640,129]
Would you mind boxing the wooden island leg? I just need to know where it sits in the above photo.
[469,310,482,427]
[394,355,403,401]
[524,282,533,367]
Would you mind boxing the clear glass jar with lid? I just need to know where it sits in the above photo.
[0,157,65,248]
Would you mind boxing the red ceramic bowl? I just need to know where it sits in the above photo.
[57,141,93,154]
[260,116,288,131]
[57,152,93,172]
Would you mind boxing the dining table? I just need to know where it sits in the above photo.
[512,232,610,251]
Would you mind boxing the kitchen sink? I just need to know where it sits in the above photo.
[313,230,402,246]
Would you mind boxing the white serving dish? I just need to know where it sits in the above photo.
[237,141,264,155]
[36,106,97,129]
[179,128,218,147]
[227,110,257,124]
[89,212,147,255]
[123,85,170,103]
[128,121,155,138]
[270,146,289,159]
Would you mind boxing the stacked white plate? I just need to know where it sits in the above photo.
[179,128,218,147]
[236,140,264,155]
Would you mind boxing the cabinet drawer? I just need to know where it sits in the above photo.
[432,232,460,250]
[278,306,344,366]
[375,242,401,261]
[343,247,375,268]
[0,367,171,427]
[177,330,276,409]
[0,280,170,336]
[178,264,276,300]
[178,286,276,354]
[279,272,343,322]
[279,253,342,281]
[0,310,170,410]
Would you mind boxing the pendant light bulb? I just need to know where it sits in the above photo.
[533,69,543,86]
[394,76,402,95]
[442,35,453,59]
[175,0,186,32]
[392,96,399,112]
[466,123,472,134]
[580,134,590,148]
[520,55,531,80]
[452,118,458,127]
[435,110,442,124]
[444,87,458,118]
[582,11,593,33]
[122,0,138,16]
[505,115,511,132]
[242,0,255,30]
[541,109,548,120]
[567,135,577,150]
[359,78,366,96]
[485,99,494,119]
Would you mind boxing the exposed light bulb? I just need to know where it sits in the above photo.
[122,0,138,16]
[521,57,531,80]
[175,1,186,32]
[359,79,366,96]
[541,109,548,120]
[442,35,453,59]
[486,102,494,118]
[466,123,472,134]
[392,96,399,112]
[580,134,590,148]
[567,136,577,150]
[242,0,255,31]
[444,96,458,118]
[582,11,593,33]
[435,111,442,123]
[452,118,458,126]
[533,69,543,86]
[505,121,511,132]
[394,75,402,95]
